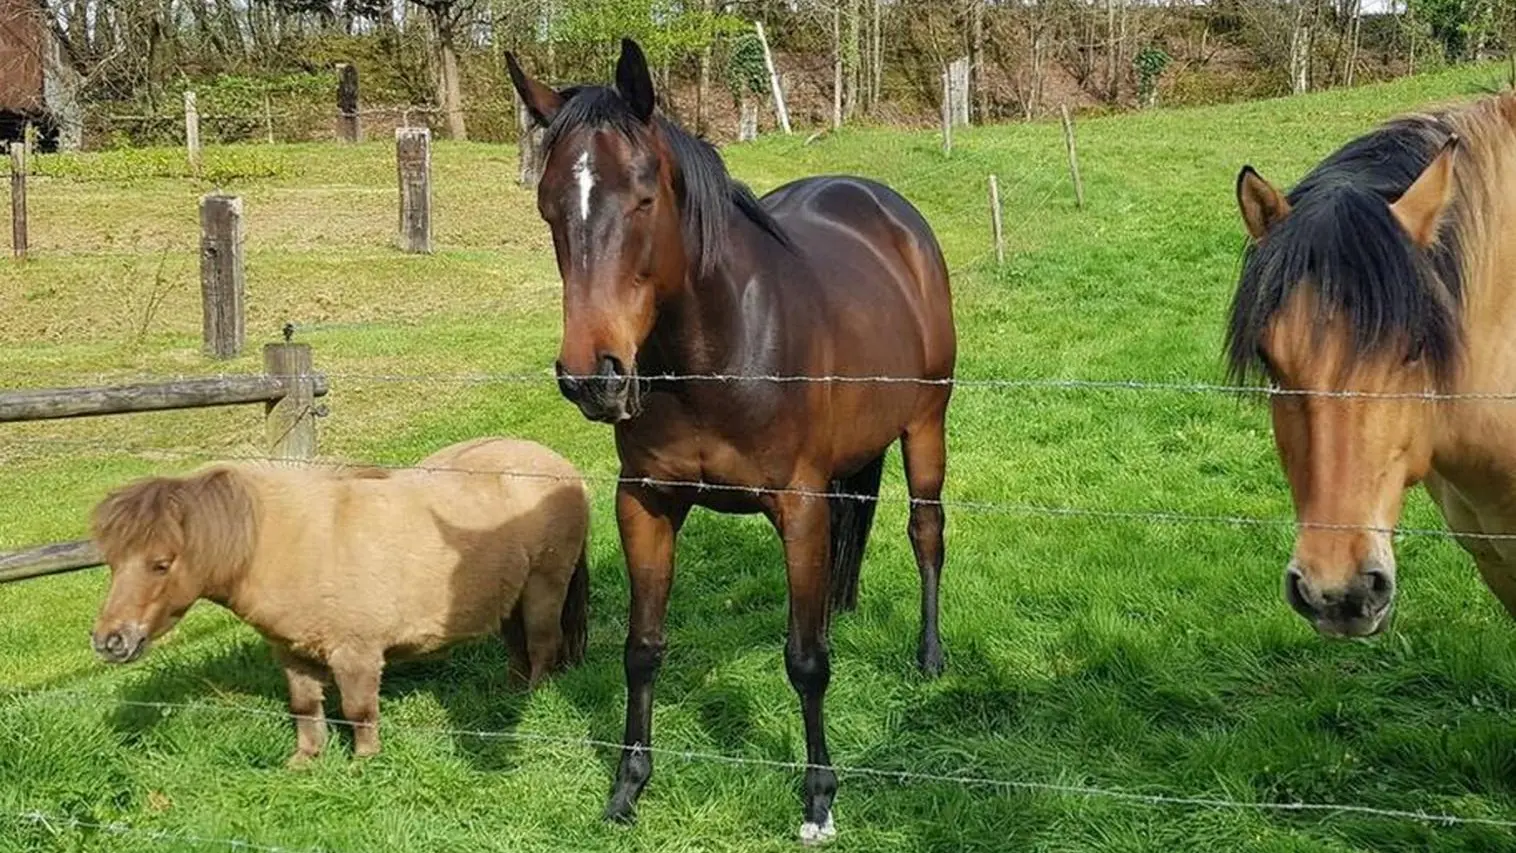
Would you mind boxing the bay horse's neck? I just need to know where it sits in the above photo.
[641,205,783,378]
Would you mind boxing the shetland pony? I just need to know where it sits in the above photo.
[507,39,955,841]
[90,437,590,765]
[1229,93,1516,636]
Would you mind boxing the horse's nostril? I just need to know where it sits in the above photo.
[598,354,625,379]
[1364,566,1394,597]
[104,632,124,654]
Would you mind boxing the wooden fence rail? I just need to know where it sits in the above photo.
[0,342,325,584]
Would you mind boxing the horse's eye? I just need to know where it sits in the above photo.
[636,197,654,211]
[152,560,171,575]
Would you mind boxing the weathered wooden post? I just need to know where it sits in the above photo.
[396,127,432,253]
[200,194,245,358]
[755,21,791,135]
[738,98,758,142]
[988,174,1005,266]
[336,63,361,144]
[1060,104,1085,210]
[184,90,202,174]
[9,142,26,260]
[264,338,318,460]
[949,56,970,126]
[515,92,546,188]
[941,69,953,156]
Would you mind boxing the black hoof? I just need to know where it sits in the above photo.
[917,644,945,678]
[602,796,637,825]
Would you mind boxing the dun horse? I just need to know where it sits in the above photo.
[90,437,590,765]
[1229,93,1516,636]
[508,38,956,842]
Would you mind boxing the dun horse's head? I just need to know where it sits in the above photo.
[90,469,255,663]
[507,39,686,423]
[1228,132,1461,638]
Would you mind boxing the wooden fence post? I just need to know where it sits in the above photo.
[755,21,791,135]
[396,127,432,253]
[941,68,953,156]
[9,143,25,260]
[264,341,317,460]
[184,90,201,174]
[988,174,1005,266]
[1060,104,1085,210]
[738,97,758,142]
[336,63,361,144]
[199,194,245,359]
[949,56,970,126]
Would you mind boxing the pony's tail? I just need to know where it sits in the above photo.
[557,540,590,669]
[828,453,886,612]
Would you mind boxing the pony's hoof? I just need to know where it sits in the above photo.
[285,751,318,770]
[798,814,836,846]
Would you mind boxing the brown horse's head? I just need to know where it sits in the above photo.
[506,39,680,423]
[90,468,256,663]
[507,39,787,423]
[1227,126,1463,638]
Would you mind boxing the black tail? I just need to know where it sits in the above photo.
[829,453,886,612]
[558,541,590,668]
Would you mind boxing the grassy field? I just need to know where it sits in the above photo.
[4,65,1516,852]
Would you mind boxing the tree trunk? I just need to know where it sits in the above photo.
[832,3,843,129]
[1289,1,1309,94]
[971,0,985,121]
[871,0,882,110]
[846,0,860,118]
[1343,0,1361,86]
[431,10,467,141]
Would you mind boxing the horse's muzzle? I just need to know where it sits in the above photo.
[556,355,642,423]
[92,625,149,664]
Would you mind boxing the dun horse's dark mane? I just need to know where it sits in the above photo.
[1226,114,1468,387]
[542,85,790,276]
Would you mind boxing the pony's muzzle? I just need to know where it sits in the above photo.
[1283,560,1395,638]
[556,354,640,423]
[91,624,149,664]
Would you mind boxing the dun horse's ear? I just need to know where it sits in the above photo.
[615,38,656,123]
[506,51,564,128]
[1236,165,1291,240]
[1390,135,1459,248]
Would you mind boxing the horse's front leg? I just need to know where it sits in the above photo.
[774,484,839,845]
[603,483,687,824]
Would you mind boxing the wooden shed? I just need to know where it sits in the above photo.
[0,0,81,150]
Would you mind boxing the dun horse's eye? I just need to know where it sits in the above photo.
[152,560,171,574]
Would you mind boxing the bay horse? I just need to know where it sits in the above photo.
[1228,92,1516,637]
[507,38,955,842]
[90,437,591,766]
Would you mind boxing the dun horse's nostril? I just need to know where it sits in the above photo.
[104,632,125,654]
[1365,567,1394,596]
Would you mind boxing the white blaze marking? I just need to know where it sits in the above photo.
[573,150,595,221]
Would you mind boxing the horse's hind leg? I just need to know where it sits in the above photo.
[517,571,569,686]
[902,404,948,677]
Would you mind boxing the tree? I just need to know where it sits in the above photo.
[409,0,482,138]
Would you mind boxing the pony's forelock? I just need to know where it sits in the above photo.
[92,467,257,577]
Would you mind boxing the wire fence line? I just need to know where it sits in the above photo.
[3,436,1508,542]
[9,690,1516,832]
[18,366,1516,403]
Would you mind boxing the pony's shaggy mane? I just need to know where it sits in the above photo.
[1223,100,1511,388]
[92,467,258,575]
[542,85,791,277]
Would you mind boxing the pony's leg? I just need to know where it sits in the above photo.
[328,647,384,758]
[902,409,948,677]
[775,485,839,845]
[518,571,567,686]
[277,647,328,768]
[603,484,686,824]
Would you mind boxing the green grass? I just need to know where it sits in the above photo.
[4,64,1516,852]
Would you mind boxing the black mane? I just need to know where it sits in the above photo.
[542,85,790,277]
[1225,115,1465,386]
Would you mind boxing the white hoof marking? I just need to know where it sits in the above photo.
[798,813,836,846]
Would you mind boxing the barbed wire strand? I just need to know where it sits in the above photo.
[1,437,1509,542]
[10,691,1516,831]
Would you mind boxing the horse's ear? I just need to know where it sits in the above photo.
[1236,165,1290,240]
[1390,135,1459,248]
[506,51,564,128]
[615,38,656,123]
